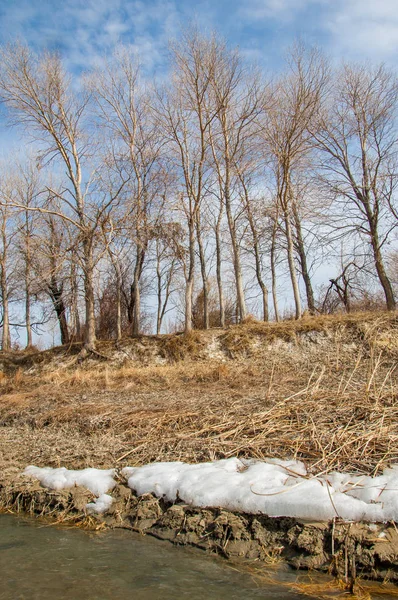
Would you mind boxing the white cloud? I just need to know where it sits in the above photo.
[237,0,398,63]
[0,0,180,72]
[325,0,398,60]
[238,0,325,22]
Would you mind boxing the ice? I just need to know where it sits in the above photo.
[122,457,398,522]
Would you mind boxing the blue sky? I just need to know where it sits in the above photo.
[1,0,398,345]
[0,0,398,76]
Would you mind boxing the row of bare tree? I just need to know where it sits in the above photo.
[0,29,397,351]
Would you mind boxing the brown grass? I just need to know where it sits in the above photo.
[0,311,397,478]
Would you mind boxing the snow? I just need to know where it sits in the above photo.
[23,466,116,514]
[122,458,398,523]
[86,494,114,514]
[23,458,398,522]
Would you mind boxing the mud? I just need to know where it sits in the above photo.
[1,477,398,583]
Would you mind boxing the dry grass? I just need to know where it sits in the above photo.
[233,560,398,599]
[0,311,397,478]
[286,574,398,599]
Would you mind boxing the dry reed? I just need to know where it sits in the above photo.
[0,311,397,477]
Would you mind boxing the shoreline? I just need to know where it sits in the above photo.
[1,474,398,584]
[1,314,398,587]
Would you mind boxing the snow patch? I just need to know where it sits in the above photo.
[23,458,398,522]
[86,493,114,514]
[23,466,116,513]
[122,458,398,523]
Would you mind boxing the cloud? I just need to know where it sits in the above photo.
[236,0,398,64]
[325,0,398,61]
[0,0,397,81]
[238,0,325,23]
[0,0,181,73]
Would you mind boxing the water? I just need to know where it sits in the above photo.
[0,514,307,600]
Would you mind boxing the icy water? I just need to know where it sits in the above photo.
[0,514,309,600]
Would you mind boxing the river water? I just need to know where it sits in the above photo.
[2,514,397,600]
[0,514,311,600]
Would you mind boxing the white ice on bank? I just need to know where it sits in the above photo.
[23,466,116,514]
[122,458,398,523]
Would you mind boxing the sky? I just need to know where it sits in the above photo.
[1,0,398,346]
[0,0,398,77]
[0,0,397,146]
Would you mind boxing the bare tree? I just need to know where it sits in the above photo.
[0,45,128,352]
[207,185,226,327]
[90,48,168,336]
[154,28,222,334]
[31,207,71,345]
[14,160,41,348]
[236,163,269,321]
[208,42,265,323]
[314,63,398,311]
[264,44,328,318]
[0,181,15,351]
[152,222,182,334]
[269,206,281,321]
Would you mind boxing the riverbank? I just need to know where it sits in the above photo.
[2,472,398,586]
[1,312,398,584]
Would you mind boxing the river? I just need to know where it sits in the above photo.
[0,514,313,599]
[1,514,396,599]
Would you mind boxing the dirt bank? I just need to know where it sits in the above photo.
[1,476,398,584]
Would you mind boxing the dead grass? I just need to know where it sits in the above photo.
[0,311,397,478]
[158,330,205,362]
[286,574,398,599]
[221,310,398,353]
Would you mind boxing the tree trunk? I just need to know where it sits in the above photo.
[284,207,302,319]
[70,261,81,340]
[83,240,96,350]
[49,281,69,345]
[242,182,269,321]
[225,194,246,322]
[371,227,396,311]
[132,272,140,336]
[195,213,209,329]
[1,267,10,351]
[281,175,301,320]
[156,269,162,336]
[25,288,32,348]
[156,243,163,335]
[0,215,10,351]
[128,244,146,336]
[222,124,246,323]
[270,215,280,322]
[359,188,396,311]
[25,215,33,348]
[184,219,195,334]
[215,206,225,328]
[115,265,122,341]
[58,307,70,345]
[292,201,315,314]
